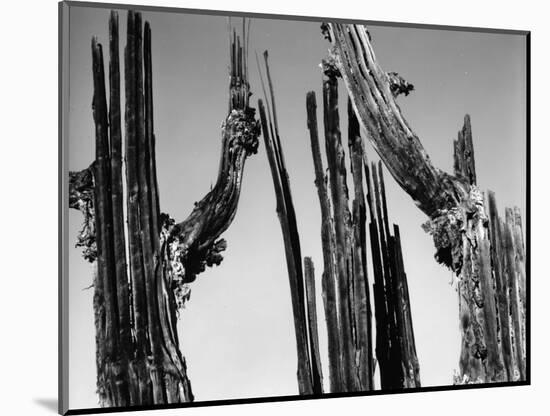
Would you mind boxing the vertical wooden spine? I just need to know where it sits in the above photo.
[348,99,373,390]
[393,225,420,387]
[261,52,316,395]
[364,160,391,389]
[134,12,166,404]
[371,162,395,388]
[453,115,476,185]
[108,11,131,405]
[92,37,118,361]
[306,91,343,392]
[91,37,111,405]
[377,162,403,387]
[124,11,152,404]
[512,206,526,362]
[304,257,324,394]
[144,22,160,248]
[458,218,484,381]
[477,217,502,382]
[487,191,513,380]
[364,160,420,389]
[143,20,183,402]
[505,208,525,380]
[323,73,354,391]
[258,98,313,395]
[454,117,502,382]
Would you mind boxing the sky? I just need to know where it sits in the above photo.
[65,4,526,410]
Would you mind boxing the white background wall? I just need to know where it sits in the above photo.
[0,0,546,415]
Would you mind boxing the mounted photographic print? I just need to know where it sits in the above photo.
[59,1,529,414]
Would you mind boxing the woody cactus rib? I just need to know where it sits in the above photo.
[347,99,374,391]
[322,65,356,391]
[366,160,420,389]
[305,72,373,393]
[306,91,343,392]
[69,11,259,407]
[257,50,317,395]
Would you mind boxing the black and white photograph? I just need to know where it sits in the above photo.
[59,1,528,414]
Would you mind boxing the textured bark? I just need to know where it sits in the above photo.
[304,257,324,394]
[475,209,502,382]
[305,84,408,393]
[487,192,514,380]
[92,34,125,405]
[393,225,420,387]
[108,13,133,402]
[168,34,260,287]
[144,22,161,247]
[135,13,165,403]
[124,11,154,405]
[366,161,420,389]
[347,99,374,391]
[305,93,419,391]
[256,41,419,393]
[327,24,466,219]
[322,71,356,391]
[326,23,526,384]
[488,191,527,381]
[70,11,259,407]
[364,159,391,388]
[258,98,313,395]
[306,91,343,392]
[450,121,504,383]
[505,209,526,380]
[453,115,477,185]
[512,207,527,364]
[257,51,314,395]
[376,163,403,387]
[371,162,396,388]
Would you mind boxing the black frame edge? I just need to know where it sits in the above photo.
[63,0,530,35]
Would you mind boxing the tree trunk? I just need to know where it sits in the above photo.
[69,11,260,407]
[304,257,325,395]
[347,99,374,390]
[302,64,419,391]
[306,91,343,392]
[322,69,356,391]
[256,51,316,395]
[365,160,420,389]
[326,23,526,383]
